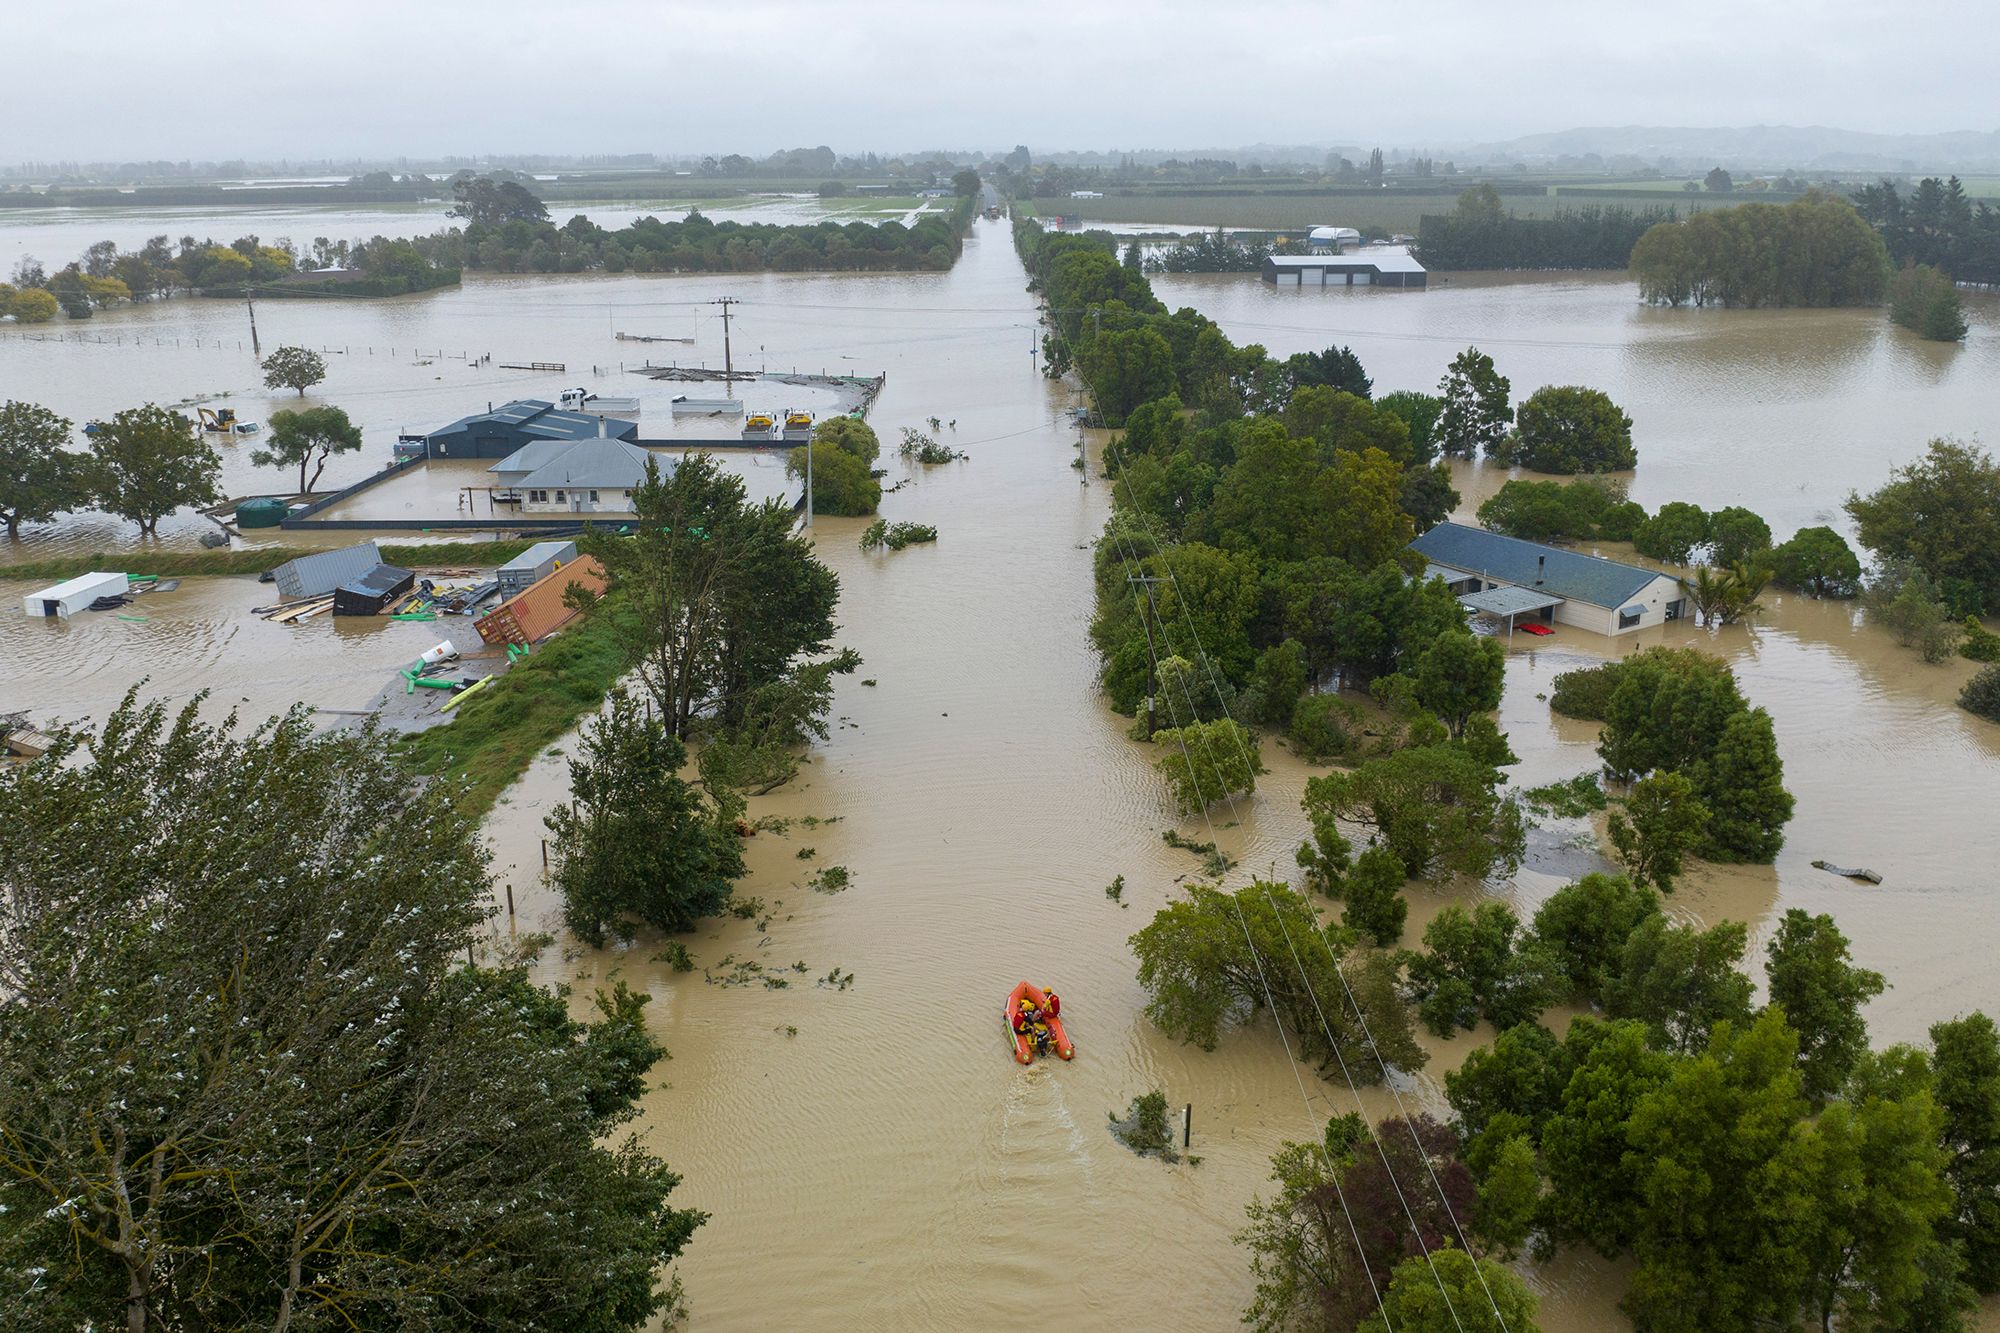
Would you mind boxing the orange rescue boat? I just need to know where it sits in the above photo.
[1005,981,1074,1064]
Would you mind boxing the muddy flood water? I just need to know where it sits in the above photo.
[5,217,2000,1329]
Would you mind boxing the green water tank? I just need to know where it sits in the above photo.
[236,497,289,529]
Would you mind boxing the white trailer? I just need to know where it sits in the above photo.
[22,571,129,618]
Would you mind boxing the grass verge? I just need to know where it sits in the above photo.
[0,539,542,584]
[396,595,640,818]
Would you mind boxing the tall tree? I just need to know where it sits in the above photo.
[252,403,363,494]
[582,454,840,738]
[1404,901,1562,1038]
[1605,771,1708,892]
[1435,347,1512,458]
[260,345,327,397]
[1932,1012,2000,1292]
[1604,916,1754,1052]
[0,400,91,536]
[87,404,221,535]
[1495,385,1636,473]
[1765,909,1887,1101]
[0,696,703,1332]
[1770,525,1862,597]
[1530,873,1661,1001]
[1408,629,1504,738]
[546,686,743,946]
[1846,438,2000,615]
[1622,1012,1812,1329]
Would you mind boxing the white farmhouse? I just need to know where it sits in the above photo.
[1410,522,1686,635]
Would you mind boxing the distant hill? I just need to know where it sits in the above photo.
[1453,125,2000,174]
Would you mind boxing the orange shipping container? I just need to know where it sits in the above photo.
[474,555,607,647]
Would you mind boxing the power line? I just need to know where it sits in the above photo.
[1043,281,1506,1328]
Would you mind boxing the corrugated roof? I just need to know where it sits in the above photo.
[1409,523,1664,610]
[499,540,578,573]
[515,438,664,491]
[273,542,383,599]
[1460,585,1565,618]
[430,400,636,444]
[1266,248,1426,274]
[486,439,576,477]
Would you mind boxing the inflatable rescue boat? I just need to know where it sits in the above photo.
[1006,981,1074,1064]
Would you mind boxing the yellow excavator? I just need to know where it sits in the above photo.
[197,407,258,434]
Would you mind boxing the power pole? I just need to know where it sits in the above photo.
[710,297,738,388]
[246,290,261,358]
[1129,574,1166,739]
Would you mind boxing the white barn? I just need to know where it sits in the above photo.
[1410,523,1686,636]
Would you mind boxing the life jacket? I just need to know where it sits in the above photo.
[1043,990,1060,1017]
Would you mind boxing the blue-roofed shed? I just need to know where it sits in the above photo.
[1410,523,1688,636]
[423,400,638,459]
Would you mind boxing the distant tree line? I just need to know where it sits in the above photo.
[1854,176,2000,286]
[1415,185,1678,270]
[1144,229,1272,273]
[397,195,975,276]
[1,231,457,320]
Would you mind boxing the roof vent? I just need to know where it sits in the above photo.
[1536,555,1545,588]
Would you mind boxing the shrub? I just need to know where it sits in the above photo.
[1963,664,2000,723]
[1548,661,1624,720]
[1289,692,1364,762]
[1962,618,2000,663]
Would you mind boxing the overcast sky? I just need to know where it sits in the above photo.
[8,0,1994,162]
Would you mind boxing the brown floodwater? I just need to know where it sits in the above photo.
[6,218,2000,1328]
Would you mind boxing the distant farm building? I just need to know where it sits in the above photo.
[1307,226,1362,252]
[422,399,638,460]
[1263,249,1427,288]
[1068,190,1105,200]
[1410,523,1685,636]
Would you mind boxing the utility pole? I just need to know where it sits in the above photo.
[1129,574,1166,739]
[246,290,261,359]
[710,297,738,388]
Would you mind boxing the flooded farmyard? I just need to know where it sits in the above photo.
[5,211,1999,1329]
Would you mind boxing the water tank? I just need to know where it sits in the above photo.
[236,497,289,528]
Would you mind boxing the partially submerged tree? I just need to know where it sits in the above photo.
[1151,717,1263,815]
[1765,909,1887,1102]
[582,453,842,739]
[1435,347,1512,458]
[1606,771,1708,892]
[1495,385,1636,474]
[0,695,703,1331]
[260,344,327,396]
[547,686,744,945]
[1130,881,1421,1079]
[1301,745,1525,882]
[0,399,91,536]
[253,402,364,494]
[87,403,221,535]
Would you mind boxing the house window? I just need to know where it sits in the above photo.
[554,490,566,503]
[529,489,547,503]
[1618,608,1643,629]
[589,490,600,503]
[1665,599,1685,621]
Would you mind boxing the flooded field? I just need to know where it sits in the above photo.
[1153,269,2000,540]
[6,216,2000,1328]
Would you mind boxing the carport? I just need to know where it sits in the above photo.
[1458,585,1564,638]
